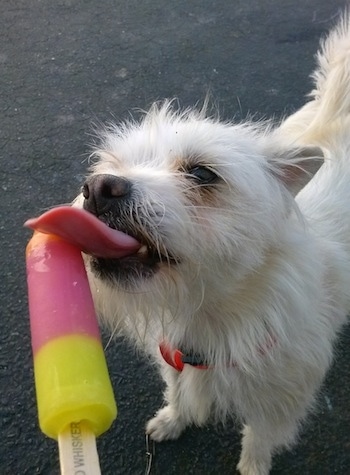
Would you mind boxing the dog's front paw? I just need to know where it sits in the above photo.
[237,459,270,475]
[237,425,271,475]
[146,406,185,442]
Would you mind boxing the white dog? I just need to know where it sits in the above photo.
[75,15,350,474]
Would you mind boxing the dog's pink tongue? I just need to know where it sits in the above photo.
[24,206,141,258]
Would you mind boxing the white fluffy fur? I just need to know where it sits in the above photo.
[75,15,350,474]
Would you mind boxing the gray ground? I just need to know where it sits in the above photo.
[1,1,350,474]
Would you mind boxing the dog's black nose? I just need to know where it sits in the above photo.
[82,174,132,216]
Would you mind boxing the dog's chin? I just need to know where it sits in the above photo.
[89,247,177,288]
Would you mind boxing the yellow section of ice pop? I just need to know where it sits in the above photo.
[34,334,117,440]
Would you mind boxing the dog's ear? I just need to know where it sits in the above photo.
[268,145,324,196]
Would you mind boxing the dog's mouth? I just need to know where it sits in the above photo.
[25,206,177,284]
[91,216,179,284]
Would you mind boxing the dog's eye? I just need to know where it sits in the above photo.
[188,166,218,184]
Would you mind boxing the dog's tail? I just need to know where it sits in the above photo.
[308,13,350,136]
[281,12,350,148]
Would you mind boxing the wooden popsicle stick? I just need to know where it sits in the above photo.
[58,421,102,475]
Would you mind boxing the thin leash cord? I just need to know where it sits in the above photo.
[145,434,156,475]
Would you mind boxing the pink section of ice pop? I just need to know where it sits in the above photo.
[26,232,101,355]
[24,206,141,258]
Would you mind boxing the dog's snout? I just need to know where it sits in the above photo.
[82,174,131,216]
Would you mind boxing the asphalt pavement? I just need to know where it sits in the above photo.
[1,1,350,474]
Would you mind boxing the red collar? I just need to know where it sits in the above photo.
[159,333,277,372]
[159,341,211,371]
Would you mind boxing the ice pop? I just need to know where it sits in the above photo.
[26,230,117,474]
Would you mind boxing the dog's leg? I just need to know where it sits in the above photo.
[237,418,300,475]
[146,368,188,441]
[146,366,211,441]
[237,424,273,475]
